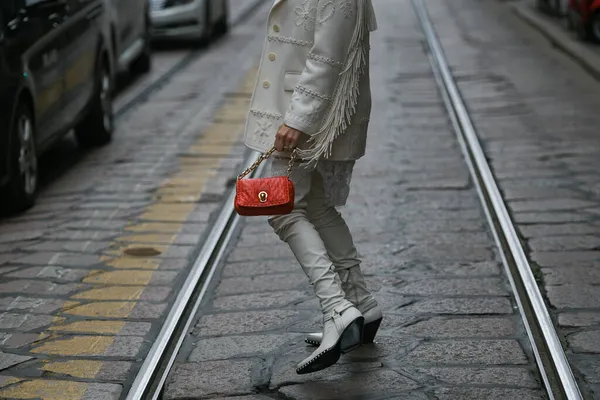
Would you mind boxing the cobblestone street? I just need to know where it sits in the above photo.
[1,0,600,398]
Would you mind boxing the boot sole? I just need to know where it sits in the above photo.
[305,317,381,347]
[296,316,364,375]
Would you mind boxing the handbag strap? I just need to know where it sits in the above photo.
[237,146,297,180]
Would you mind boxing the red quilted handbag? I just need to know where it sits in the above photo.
[234,147,296,217]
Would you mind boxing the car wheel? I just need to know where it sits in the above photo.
[214,1,229,36]
[591,11,600,42]
[131,12,152,74]
[75,58,113,147]
[1,103,38,214]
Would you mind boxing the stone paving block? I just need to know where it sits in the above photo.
[163,360,256,399]
[411,366,539,387]
[513,212,589,224]
[277,369,419,400]
[392,245,494,263]
[570,355,600,384]
[528,236,600,252]
[227,244,294,263]
[215,273,308,296]
[568,330,600,354]
[0,297,66,314]
[0,280,83,295]
[510,199,597,212]
[396,297,513,315]
[12,252,102,267]
[543,267,600,285]
[396,261,501,277]
[558,312,600,328]
[194,310,302,337]
[393,277,506,296]
[0,351,32,371]
[0,312,53,331]
[0,266,19,275]
[546,285,600,309]
[6,266,91,282]
[519,223,600,238]
[0,332,46,349]
[432,387,545,400]
[402,340,528,365]
[398,317,516,338]
[532,251,600,267]
[222,259,299,277]
[82,382,122,400]
[211,291,310,312]
[23,241,112,253]
[189,334,300,362]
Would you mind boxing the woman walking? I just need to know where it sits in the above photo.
[243,0,381,374]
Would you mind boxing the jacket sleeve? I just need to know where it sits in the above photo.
[283,0,359,135]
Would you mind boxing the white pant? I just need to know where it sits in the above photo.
[269,169,360,315]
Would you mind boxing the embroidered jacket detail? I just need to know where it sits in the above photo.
[250,109,283,120]
[268,35,313,47]
[254,118,272,138]
[294,0,316,31]
[318,1,336,24]
[339,0,353,19]
[295,85,332,101]
[308,52,344,68]
[296,0,378,168]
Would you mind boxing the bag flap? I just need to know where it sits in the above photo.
[236,177,292,207]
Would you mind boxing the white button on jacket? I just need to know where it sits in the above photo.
[244,0,378,166]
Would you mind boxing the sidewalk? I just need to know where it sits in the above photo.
[510,0,600,80]
[162,1,545,398]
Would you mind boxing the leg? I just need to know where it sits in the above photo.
[267,162,363,373]
[305,172,383,344]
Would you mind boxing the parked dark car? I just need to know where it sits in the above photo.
[568,0,600,42]
[0,0,114,213]
[108,0,152,74]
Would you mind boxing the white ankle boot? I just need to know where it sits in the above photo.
[268,216,365,374]
[297,303,364,374]
[305,265,383,346]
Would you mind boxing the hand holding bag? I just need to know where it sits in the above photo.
[234,147,297,216]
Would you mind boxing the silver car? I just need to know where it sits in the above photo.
[150,0,228,42]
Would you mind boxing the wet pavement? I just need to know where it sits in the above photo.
[1,0,600,398]
[162,1,548,399]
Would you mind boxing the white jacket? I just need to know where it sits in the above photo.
[244,0,377,165]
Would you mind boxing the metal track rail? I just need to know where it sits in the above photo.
[125,148,264,400]
[411,1,582,399]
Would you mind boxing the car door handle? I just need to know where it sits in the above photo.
[86,5,103,20]
[48,12,66,27]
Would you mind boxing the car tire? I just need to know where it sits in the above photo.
[75,57,113,148]
[215,1,229,36]
[131,12,152,74]
[1,103,38,214]
[591,11,600,42]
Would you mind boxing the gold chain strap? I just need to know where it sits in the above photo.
[237,147,297,180]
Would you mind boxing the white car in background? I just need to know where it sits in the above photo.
[150,0,228,43]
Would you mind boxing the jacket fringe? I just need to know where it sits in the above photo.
[296,0,377,169]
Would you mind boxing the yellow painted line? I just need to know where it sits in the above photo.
[42,360,103,379]
[48,321,125,335]
[0,380,88,399]
[0,67,257,399]
[72,286,145,301]
[32,336,114,356]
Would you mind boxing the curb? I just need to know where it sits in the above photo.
[510,1,600,81]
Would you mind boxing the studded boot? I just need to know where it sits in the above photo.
[269,215,364,374]
[305,265,383,346]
